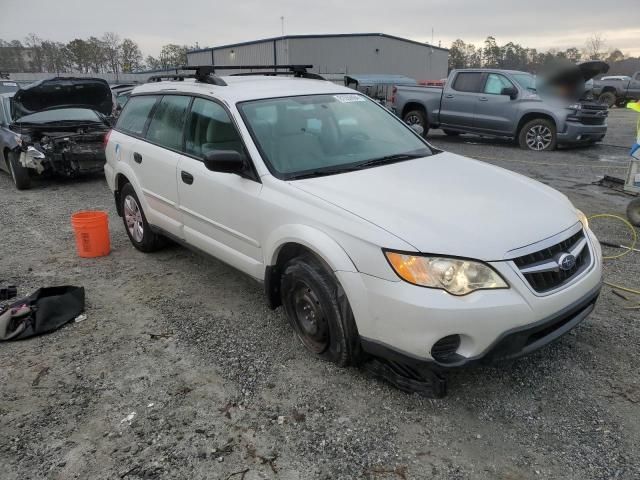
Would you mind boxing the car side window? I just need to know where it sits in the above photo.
[184,98,244,158]
[116,95,158,136]
[484,74,515,95]
[451,72,484,93]
[146,95,191,151]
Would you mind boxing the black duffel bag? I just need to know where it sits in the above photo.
[0,286,85,341]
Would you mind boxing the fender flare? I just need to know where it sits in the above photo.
[264,224,357,273]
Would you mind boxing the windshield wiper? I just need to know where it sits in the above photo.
[353,152,425,169]
[287,166,362,180]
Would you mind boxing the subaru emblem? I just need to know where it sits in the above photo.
[557,253,576,271]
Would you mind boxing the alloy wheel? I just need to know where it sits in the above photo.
[405,114,423,126]
[525,125,553,151]
[123,195,144,243]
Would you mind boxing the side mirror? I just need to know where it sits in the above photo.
[203,150,245,174]
[501,87,518,100]
[409,123,424,136]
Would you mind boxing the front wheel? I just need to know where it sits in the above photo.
[403,110,428,136]
[518,119,557,151]
[280,254,361,367]
[7,151,31,190]
[120,183,165,252]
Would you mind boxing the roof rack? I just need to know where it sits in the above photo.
[158,65,324,85]
[147,67,228,86]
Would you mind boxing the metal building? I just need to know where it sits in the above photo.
[186,33,449,82]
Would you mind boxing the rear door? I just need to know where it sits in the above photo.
[473,73,519,134]
[628,73,640,100]
[439,72,484,129]
[119,94,191,238]
[176,97,263,278]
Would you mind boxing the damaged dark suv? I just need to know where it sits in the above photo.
[0,77,113,190]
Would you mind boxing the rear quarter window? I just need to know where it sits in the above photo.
[116,95,158,136]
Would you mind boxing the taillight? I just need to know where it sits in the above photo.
[103,129,112,149]
[391,86,397,105]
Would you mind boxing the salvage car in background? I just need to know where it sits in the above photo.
[0,78,112,189]
[0,80,20,94]
[392,61,610,151]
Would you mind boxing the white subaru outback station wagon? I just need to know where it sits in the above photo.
[105,66,602,395]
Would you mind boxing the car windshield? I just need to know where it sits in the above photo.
[238,94,432,179]
[14,107,103,124]
[512,73,536,91]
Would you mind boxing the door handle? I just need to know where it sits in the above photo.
[479,97,488,101]
[444,94,455,99]
[133,152,142,164]
[181,171,194,185]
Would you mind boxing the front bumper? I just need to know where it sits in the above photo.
[336,231,603,366]
[558,121,607,144]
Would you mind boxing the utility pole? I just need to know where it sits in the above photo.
[281,16,285,36]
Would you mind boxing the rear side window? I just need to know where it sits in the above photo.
[146,95,191,151]
[116,95,158,136]
[452,73,484,93]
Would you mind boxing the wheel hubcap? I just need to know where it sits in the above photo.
[292,283,328,354]
[526,125,552,150]
[124,195,144,243]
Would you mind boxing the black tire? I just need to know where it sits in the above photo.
[598,91,616,108]
[120,183,164,252]
[403,109,428,136]
[280,253,361,367]
[7,151,31,190]
[443,129,461,136]
[627,198,640,227]
[518,118,557,151]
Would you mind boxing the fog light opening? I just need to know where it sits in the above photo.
[431,335,462,364]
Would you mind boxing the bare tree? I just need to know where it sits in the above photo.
[584,33,607,61]
[102,32,121,75]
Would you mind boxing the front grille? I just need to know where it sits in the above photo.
[581,102,608,111]
[513,230,591,293]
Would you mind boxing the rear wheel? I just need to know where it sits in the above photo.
[518,119,557,151]
[598,91,616,108]
[120,183,164,252]
[403,109,428,136]
[280,253,361,367]
[627,198,640,227]
[7,151,31,190]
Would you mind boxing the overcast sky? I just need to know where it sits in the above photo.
[2,0,639,57]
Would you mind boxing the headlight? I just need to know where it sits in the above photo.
[384,251,508,296]
[567,103,582,111]
[576,209,589,229]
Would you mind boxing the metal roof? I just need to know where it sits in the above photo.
[188,33,449,54]
[344,74,418,86]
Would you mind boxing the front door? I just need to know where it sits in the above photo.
[176,97,264,279]
[474,73,519,134]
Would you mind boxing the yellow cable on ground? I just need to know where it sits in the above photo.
[588,213,640,306]
[588,214,638,260]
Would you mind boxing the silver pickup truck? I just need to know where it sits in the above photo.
[391,64,609,151]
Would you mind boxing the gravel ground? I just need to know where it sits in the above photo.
[1,109,639,480]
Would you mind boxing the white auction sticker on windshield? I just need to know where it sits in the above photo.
[334,94,365,103]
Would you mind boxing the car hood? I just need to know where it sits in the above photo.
[11,77,113,120]
[291,152,579,260]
